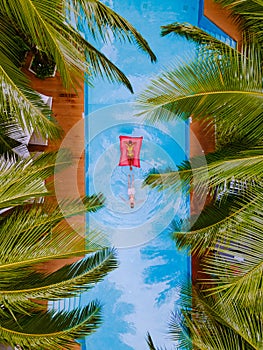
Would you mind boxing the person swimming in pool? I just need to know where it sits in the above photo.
[120,173,144,209]
[128,173,135,208]
[125,140,136,171]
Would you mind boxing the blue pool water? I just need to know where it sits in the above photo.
[83,105,190,349]
[82,1,198,349]
[79,1,232,349]
[87,103,189,249]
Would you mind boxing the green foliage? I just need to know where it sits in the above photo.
[0,151,118,348]
[146,332,167,350]
[169,283,262,350]
[0,0,156,143]
[142,3,263,349]
[0,303,102,349]
[0,1,157,348]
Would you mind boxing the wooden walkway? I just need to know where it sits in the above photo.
[25,52,86,245]
[23,54,85,349]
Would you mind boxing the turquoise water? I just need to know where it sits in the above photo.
[82,1,198,349]
[81,1,232,349]
[83,104,189,349]
[86,103,189,248]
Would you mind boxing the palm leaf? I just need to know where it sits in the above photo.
[0,13,60,139]
[170,284,261,350]
[0,122,27,159]
[215,0,263,39]
[0,195,105,268]
[0,59,60,140]
[144,143,263,196]
[189,149,263,193]
[0,248,117,313]
[146,332,167,350]
[171,190,263,313]
[201,209,263,310]
[0,0,155,93]
[173,193,251,252]
[203,255,263,313]
[0,16,30,67]
[143,170,190,194]
[137,43,263,141]
[0,0,85,89]
[161,22,235,51]
[72,0,157,62]
[0,150,72,210]
[82,37,133,92]
[175,189,261,252]
[0,303,102,349]
[45,15,134,92]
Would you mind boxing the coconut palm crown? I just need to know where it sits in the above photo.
[0,151,118,349]
[0,0,156,149]
[139,4,263,350]
[0,1,158,348]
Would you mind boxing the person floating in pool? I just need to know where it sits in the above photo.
[124,140,136,171]
[120,174,143,209]
[128,173,135,208]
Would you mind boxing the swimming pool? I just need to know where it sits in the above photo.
[79,0,236,349]
[81,1,200,348]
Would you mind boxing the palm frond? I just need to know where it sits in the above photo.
[171,188,263,313]
[215,0,263,40]
[0,248,117,313]
[173,189,261,252]
[0,195,105,268]
[146,332,167,350]
[0,13,60,139]
[0,302,102,349]
[145,142,263,198]
[0,16,30,67]
[201,211,263,310]
[192,151,263,193]
[0,122,27,159]
[47,16,134,92]
[168,311,192,350]
[0,0,155,93]
[83,38,133,92]
[0,150,72,210]
[170,284,261,350]
[72,0,156,62]
[161,22,234,51]
[0,62,60,140]
[137,43,263,141]
[143,165,190,192]
[0,0,86,89]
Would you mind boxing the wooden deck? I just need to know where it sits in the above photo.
[24,53,85,201]
[24,52,86,236]
[23,54,85,350]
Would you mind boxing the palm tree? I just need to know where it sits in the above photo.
[0,151,118,349]
[0,0,156,148]
[138,3,263,349]
[0,1,156,348]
